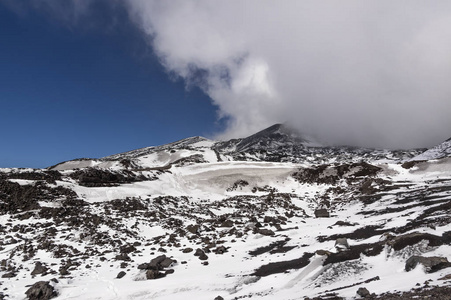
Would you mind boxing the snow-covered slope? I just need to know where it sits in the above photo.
[1,125,450,300]
[411,137,451,161]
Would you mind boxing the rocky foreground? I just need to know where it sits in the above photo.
[1,125,451,299]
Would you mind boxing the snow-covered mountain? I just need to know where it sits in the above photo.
[1,125,451,300]
[411,137,451,161]
[51,124,423,172]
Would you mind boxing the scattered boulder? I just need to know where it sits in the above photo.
[257,228,275,236]
[119,244,137,254]
[186,224,200,234]
[115,254,131,261]
[314,209,329,218]
[356,287,370,298]
[220,219,234,227]
[213,246,228,254]
[401,160,421,169]
[116,271,126,279]
[31,262,48,276]
[405,256,451,273]
[198,253,209,261]
[1,272,16,278]
[439,274,451,281]
[194,248,209,260]
[25,281,58,300]
[333,220,357,227]
[138,255,176,279]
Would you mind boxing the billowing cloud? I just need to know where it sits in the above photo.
[125,0,451,148]
[6,1,451,148]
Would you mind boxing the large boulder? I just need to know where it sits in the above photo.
[148,255,168,270]
[25,281,57,300]
[356,287,370,298]
[146,269,164,280]
[138,255,176,280]
[138,255,176,270]
[405,256,451,273]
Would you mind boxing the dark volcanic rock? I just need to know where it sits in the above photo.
[25,281,58,300]
[253,252,314,277]
[371,285,451,299]
[315,209,330,218]
[146,269,164,280]
[31,262,48,276]
[388,232,446,251]
[220,219,234,227]
[137,263,150,270]
[257,228,275,236]
[213,246,228,254]
[186,224,200,234]
[149,255,167,269]
[405,256,451,273]
[357,287,370,297]
[293,162,381,185]
[194,248,209,260]
[198,253,209,261]
[70,168,145,187]
[324,243,384,265]
[139,255,175,274]
[160,257,176,268]
[2,272,16,278]
[116,271,126,279]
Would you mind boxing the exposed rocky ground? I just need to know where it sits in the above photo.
[1,125,451,299]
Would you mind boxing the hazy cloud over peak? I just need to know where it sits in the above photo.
[126,0,451,148]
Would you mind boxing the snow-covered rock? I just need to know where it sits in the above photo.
[411,137,451,161]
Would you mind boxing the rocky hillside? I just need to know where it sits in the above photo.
[411,137,451,161]
[1,125,451,300]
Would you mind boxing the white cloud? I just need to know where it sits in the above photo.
[125,0,451,148]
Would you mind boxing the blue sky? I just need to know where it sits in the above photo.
[0,3,223,168]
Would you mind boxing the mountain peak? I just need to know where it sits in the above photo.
[225,123,315,153]
[247,123,305,140]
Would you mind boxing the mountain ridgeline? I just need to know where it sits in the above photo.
[52,124,426,171]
